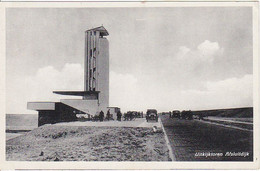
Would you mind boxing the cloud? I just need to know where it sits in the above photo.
[178,46,191,56]
[109,72,252,112]
[108,40,252,112]
[177,40,223,64]
[197,40,221,57]
[150,40,225,91]
[6,40,252,114]
[6,63,83,114]
[179,74,253,110]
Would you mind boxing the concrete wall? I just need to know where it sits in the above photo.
[60,99,99,116]
[85,30,101,92]
[84,30,109,114]
[98,38,109,112]
[27,102,55,110]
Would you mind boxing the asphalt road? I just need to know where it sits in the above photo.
[160,115,253,161]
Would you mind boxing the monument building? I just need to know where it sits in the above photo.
[27,26,110,126]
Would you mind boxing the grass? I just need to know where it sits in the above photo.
[192,107,253,118]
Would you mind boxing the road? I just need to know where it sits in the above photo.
[160,115,253,161]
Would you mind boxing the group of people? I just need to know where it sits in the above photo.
[123,111,144,121]
[98,109,122,122]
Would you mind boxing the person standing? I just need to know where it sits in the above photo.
[106,109,110,121]
[117,110,122,121]
[99,110,104,122]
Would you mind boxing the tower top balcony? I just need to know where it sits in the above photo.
[85,26,109,37]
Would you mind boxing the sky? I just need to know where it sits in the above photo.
[6,7,253,114]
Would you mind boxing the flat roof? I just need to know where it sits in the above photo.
[53,91,100,96]
[27,102,55,111]
[85,26,109,36]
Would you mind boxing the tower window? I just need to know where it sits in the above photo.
[89,69,92,77]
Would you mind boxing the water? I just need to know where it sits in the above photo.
[6,114,38,140]
[6,114,38,130]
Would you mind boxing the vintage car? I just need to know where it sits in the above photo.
[171,110,181,118]
[180,110,193,120]
[146,109,158,122]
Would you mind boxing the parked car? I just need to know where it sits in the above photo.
[146,109,158,122]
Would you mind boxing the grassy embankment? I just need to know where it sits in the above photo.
[192,107,253,118]
[192,107,253,130]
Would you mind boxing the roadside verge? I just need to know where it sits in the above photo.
[159,117,175,161]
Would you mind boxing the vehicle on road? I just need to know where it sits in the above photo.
[171,110,181,118]
[146,109,158,122]
[180,110,193,120]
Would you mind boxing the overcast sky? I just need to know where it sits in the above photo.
[6,7,253,114]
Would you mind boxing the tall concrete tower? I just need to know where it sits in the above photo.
[52,26,109,113]
[28,26,110,126]
[84,26,109,112]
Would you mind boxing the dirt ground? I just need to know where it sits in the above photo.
[6,125,170,161]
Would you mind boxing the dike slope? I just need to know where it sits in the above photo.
[6,125,170,161]
[192,107,253,118]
